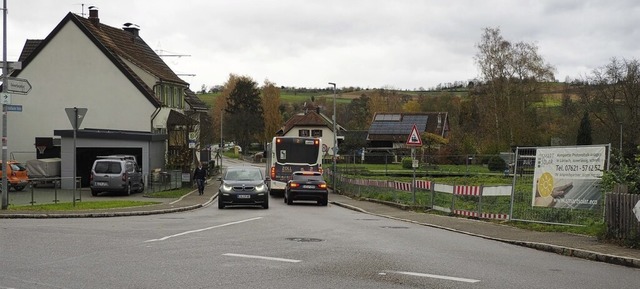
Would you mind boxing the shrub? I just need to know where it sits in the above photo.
[487,156,507,172]
[401,157,413,169]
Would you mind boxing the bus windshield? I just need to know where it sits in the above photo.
[275,138,319,164]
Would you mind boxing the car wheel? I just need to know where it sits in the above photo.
[319,198,328,206]
[262,198,269,209]
[286,195,293,205]
[218,200,225,209]
[138,181,145,193]
[14,186,25,192]
[91,190,99,196]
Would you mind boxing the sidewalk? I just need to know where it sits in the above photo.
[1,183,639,268]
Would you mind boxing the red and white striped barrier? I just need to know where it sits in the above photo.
[454,185,481,196]
[394,182,412,192]
[415,180,431,190]
[454,210,509,220]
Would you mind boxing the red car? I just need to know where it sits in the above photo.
[284,171,328,206]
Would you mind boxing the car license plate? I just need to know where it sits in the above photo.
[95,182,108,186]
[237,195,250,199]
[303,185,316,189]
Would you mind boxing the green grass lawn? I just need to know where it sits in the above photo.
[9,200,161,211]
[9,187,196,211]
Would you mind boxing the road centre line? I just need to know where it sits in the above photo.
[386,270,481,283]
[144,217,262,242]
[223,253,301,263]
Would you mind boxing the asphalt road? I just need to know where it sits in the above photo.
[2,193,640,289]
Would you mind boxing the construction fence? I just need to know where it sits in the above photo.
[328,144,613,227]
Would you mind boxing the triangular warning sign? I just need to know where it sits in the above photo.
[406,124,422,146]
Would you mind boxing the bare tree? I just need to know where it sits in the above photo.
[579,57,640,156]
[473,27,555,149]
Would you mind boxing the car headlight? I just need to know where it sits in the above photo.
[221,183,233,192]
[255,183,266,192]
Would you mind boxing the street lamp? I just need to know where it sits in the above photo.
[328,82,337,191]
[619,122,623,156]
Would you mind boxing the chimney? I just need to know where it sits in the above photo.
[88,6,99,26]
[122,23,140,37]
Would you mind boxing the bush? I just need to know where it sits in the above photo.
[487,156,507,172]
[401,157,413,169]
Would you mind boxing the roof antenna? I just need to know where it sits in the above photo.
[74,3,93,17]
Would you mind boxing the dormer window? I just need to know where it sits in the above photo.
[154,84,184,108]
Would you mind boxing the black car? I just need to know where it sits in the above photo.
[218,166,269,209]
[284,171,328,206]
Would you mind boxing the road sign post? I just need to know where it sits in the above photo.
[406,124,423,205]
[65,107,88,207]
[2,0,9,209]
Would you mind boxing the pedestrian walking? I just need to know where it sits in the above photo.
[193,161,207,195]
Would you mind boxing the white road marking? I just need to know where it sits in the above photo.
[223,253,301,263]
[387,270,481,283]
[144,217,262,242]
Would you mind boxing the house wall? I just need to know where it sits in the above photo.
[2,21,157,162]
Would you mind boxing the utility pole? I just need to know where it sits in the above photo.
[1,0,8,209]
[328,82,337,191]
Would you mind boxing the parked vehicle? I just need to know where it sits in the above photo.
[25,158,61,187]
[96,154,138,165]
[0,160,29,191]
[89,158,144,196]
[218,166,269,209]
[284,171,328,206]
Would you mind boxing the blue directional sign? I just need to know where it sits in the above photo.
[5,104,22,112]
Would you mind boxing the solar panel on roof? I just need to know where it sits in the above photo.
[374,114,401,121]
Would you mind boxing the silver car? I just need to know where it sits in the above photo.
[90,159,144,196]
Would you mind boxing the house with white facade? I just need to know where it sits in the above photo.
[2,8,205,188]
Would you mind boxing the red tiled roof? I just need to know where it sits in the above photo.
[14,11,191,108]
[280,111,332,135]
[74,14,186,86]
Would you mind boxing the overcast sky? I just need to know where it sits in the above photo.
[3,0,639,90]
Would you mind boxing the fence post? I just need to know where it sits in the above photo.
[30,182,35,205]
[430,181,435,209]
[451,182,456,213]
[53,180,59,203]
[478,185,484,218]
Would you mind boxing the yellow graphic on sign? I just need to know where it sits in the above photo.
[537,172,554,197]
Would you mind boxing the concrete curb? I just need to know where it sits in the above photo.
[0,195,217,219]
[330,200,640,269]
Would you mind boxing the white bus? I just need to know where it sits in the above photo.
[265,136,323,195]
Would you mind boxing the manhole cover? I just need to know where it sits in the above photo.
[286,237,324,242]
[380,226,409,229]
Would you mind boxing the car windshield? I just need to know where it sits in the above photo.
[10,163,27,171]
[226,169,262,181]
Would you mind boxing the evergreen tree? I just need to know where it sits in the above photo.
[225,76,264,152]
[576,111,592,145]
